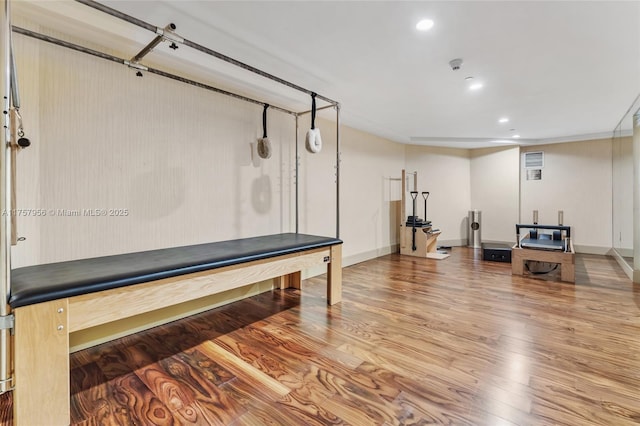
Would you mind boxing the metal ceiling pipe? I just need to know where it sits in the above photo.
[9,41,18,108]
[297,104,335,116]
[74,0,338,106]
[130,23,176,64]
[12,26,296,116]
[0,0,13,395]
[13,26,124,64]
[145,67,296,116]
[76,0,155,32]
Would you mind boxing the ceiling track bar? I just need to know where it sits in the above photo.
[13,26,123,64]
[130,22,177,64]
[74,0,338,107]
[12,26,297,116]
[297,104,335,116]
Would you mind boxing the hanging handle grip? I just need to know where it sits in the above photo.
[262,104,269,138]
[421,191,429,200]
[311,93,317,130]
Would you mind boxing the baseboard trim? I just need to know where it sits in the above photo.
[343,244,399,266]
[438,239,467,247]
[302,244,400,280]
[609,250,640,282]
[573,245,611,255]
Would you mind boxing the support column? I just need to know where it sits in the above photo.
[14,299,70,425]
[0,0,13,396]
[633,114,640,282]
[275,272,301,290]
[327,244,342,305]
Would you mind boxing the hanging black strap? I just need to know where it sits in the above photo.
[311,93,317,130]
[262,104,269,138]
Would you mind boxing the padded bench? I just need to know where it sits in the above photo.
[8,232,343,425]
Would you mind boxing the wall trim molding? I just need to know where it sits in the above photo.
[438,239,467,247]
[610,249,635,282]
[573,245,611,255]
[343,244,399,267]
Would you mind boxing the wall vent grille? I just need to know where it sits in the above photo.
[525,151,544,168]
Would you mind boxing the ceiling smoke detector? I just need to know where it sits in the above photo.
[449,58,463,71]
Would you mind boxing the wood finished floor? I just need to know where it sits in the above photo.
[3,248,640,425]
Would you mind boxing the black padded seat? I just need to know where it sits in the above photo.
[10,233,342,308]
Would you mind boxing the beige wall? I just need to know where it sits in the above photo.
[470,146,520,244]
[520,139,613,253]
[14,33,295,267]
[405,146,471,245]
[332,123,406,263]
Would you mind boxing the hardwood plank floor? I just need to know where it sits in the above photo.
[2,247,639,425]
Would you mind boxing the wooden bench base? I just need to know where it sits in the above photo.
[511,245,575,283]
[399,226,443,258]
[12,244,341,425]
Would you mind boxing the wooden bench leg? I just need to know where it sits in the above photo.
[14,299,70,426]
[274,272,301,290]
[327,244,342,305]
[273,276,283,289]
[512,251,524,276]
[286,271,301,290]
[561,262,575,283]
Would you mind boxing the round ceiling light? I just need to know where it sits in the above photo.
[416,19,434,31]
[469,83,484,91]
[499,117,509,123]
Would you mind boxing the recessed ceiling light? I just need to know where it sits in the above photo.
[499,117,509,123]
[513,135,521,138]
[469,83,483,91]
[491,140,515,144]
[416,19,434,31]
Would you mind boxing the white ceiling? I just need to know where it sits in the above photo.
[12,1,640,149]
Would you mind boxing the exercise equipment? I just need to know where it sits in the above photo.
[2,1,345,422]
[399,170,446,259]
[410,191,418,250]
[257,103,272,159]
[512,211,575,282]
[422,191,429,221]
[305,92,322,153]
[10,234,343,425]
[482,243,512,263]
[516,209,571,252]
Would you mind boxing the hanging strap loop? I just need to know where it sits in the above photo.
[262,104,269,138]
[311,93,317,130]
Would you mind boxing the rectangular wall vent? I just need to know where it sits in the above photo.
[524,151,544,168]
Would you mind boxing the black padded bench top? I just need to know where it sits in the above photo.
[9,233,342,308]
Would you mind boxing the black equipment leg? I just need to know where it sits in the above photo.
[422,191,429,222]
[410,191,418,251]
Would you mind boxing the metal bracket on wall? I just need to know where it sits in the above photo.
[0,315,14,335]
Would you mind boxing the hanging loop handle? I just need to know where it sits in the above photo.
[262,104,269,138]
[311,93,317,130]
